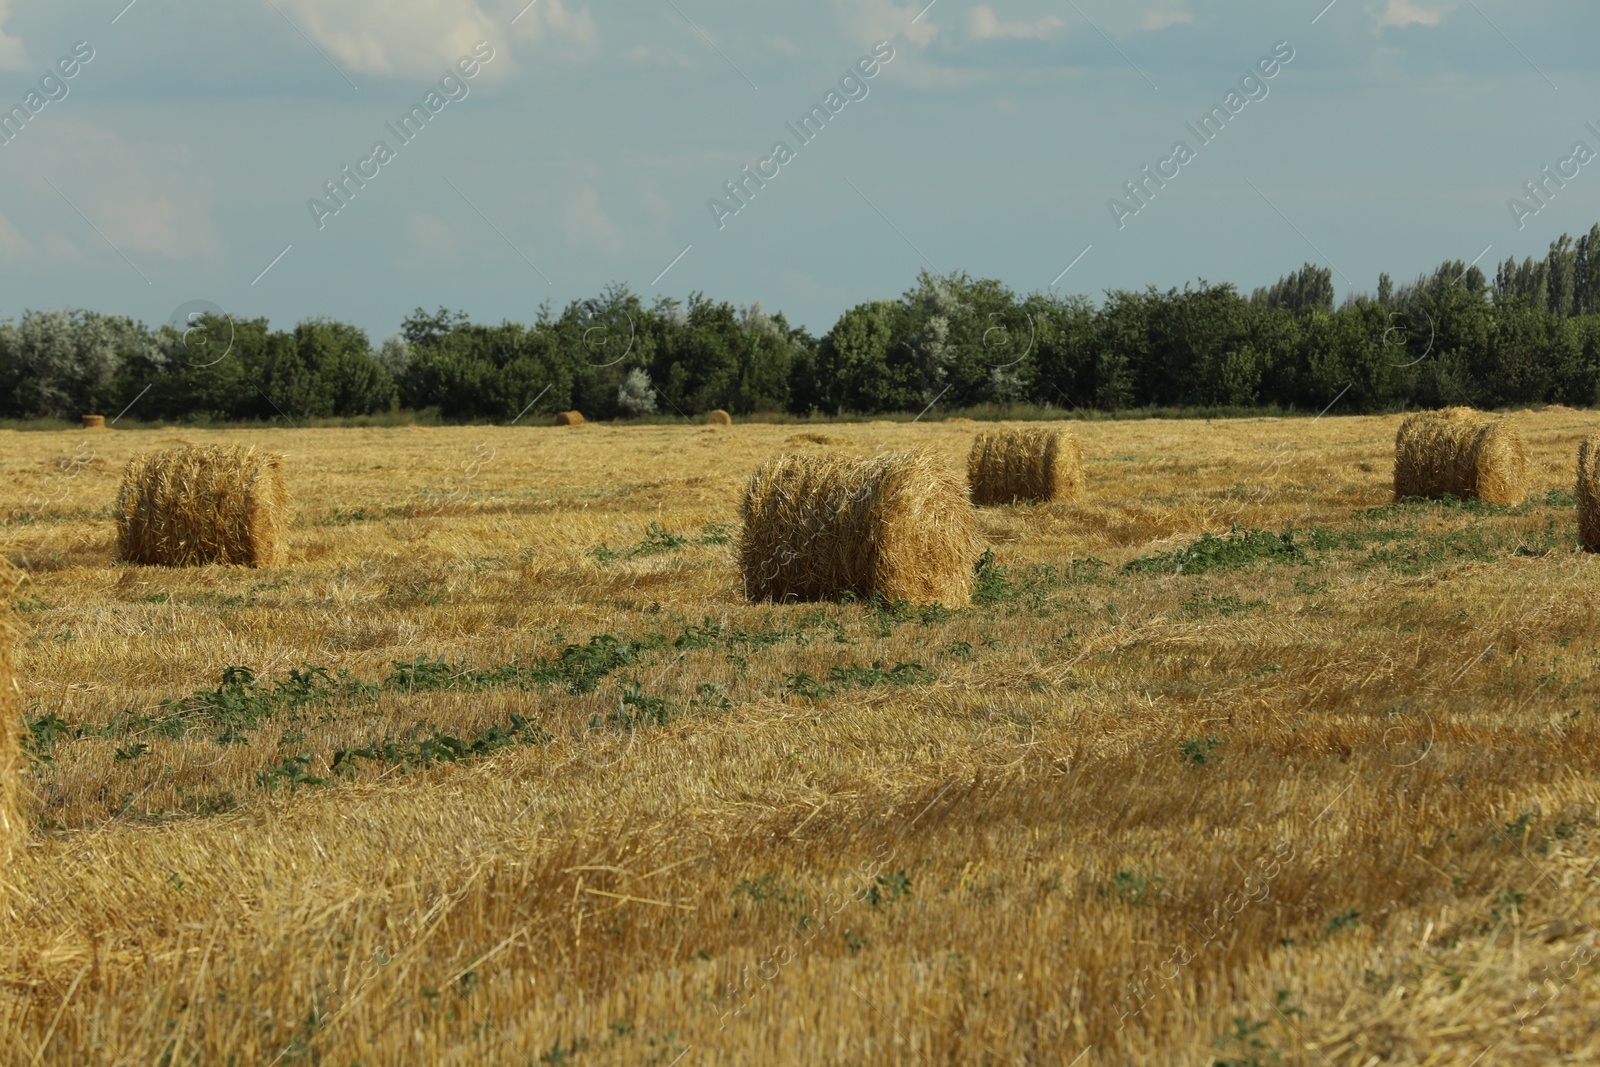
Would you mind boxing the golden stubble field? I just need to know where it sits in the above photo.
[3,411,1600,1065]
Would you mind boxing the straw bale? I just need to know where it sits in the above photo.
[1579,434,1600,552]
[706,409,733,426]
[555,411,585,426]
[967,427,1085,506]
[81,414,106,430]
[1393,407,1525,506]
[738,448,976,607]
[117,445,288,567]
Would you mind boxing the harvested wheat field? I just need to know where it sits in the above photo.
[5,411,1600,1064]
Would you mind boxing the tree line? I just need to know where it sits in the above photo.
[5,224,1600,423]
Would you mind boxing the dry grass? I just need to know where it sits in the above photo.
[738,448,976,607]
[556,411,586,426]
[115,445,288,567]
[1394,406,1527,505]
[1,412,1599,1063]
[967,426,1085,505]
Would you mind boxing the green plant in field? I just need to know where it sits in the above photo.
[1181,735,1226,766]
[23,712,73,764]
[1106,869,1162,907]
[331,715,552,773]
[866,870,912,906]
[785,661,934,700]
[1126,528,1304,576]
[256,754,327,791]
[590,521,732,563]
[177,787,237,817]
[613,684,676,730]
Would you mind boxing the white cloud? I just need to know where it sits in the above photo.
[40,232,82,263]
[1373,0,1446,31]
[21,120,223,261]
[269,0,596,79]
[1142,9,1194,31]
[561,187,623,254]
[833,0,941,50]
[969,5,1064,41]
[0,209,32,261]
[407,212,460,262]
[0,1,25,71]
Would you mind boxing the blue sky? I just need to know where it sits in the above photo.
[0,0,1595,343]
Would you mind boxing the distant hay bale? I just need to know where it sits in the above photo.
[967,427,1085,506]
[738,448,976,608]
[706,409,732,426]
[117,445,288,567]
[81,414,106,430]
[555,411,585,426]
[1579,434,1600,552]
[1393,407,1526,506]
[1,560,20,872]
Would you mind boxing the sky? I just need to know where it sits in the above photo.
[0,0,1596,343]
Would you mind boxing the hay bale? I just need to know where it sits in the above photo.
[1579,434,1600,552]
[738,448,976,607]
[117,445,288,567]
[81,414,106,430]
[554,411,585,426]
[1393,407,1526,506]
[967,427,1084,506]
[706,409,733,426]
[0,560,20,873]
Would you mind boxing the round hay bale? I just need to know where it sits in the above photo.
[1579,434,1600,552]
[555,411,585,426]
[0,560,19,874]
[81,414,106,430]
[116,444,288,567]
[967,427,1084,506]
[1393,407,1526,506]
[706,409,733,426]
[738,448,976,608]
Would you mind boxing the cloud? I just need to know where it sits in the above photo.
[407,212,460,263]
[269,0,596,79]
[21,120,223,261]
[968,5,1064,41]
[0,208,32,262]
[1142,9,1195,31]
[833,0,941,49]
[1373,0,1446,31]
[40,232,82,263]
[561,187,623,254]
[0,1,24,71]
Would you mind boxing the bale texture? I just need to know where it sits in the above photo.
[739,448,976,607]
[81,414,106,430]
[555,411,585,426]
[0,560,20,872]
[1579,434,1600,552]
[967,427,1085,506]
[117,445,288,567]
[706,409,733,426]
[1393,407,1526,506]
